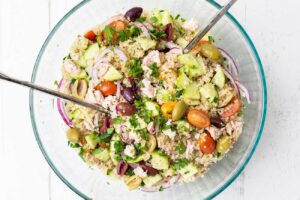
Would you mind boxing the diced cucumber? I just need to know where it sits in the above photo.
[150,150,169,170]
[200,83,218,102]
[182,83,200,100]
[156,89,173,102]
[145,101,160,117]
[162,168,176,177]
[143,174,163,187]
[212,66,226,88]
[176,68,191,89]
[93,148,110,162]
[178,54,206,78]
[153,9,173,26]
[85,133,100,149]
[124,153,150,164]
[84,43,100,60]
[70,70,88,80]
[109,134,122,165]
[103,66,123,81]
[74,56,88,68]
[176,37,189,49]
[176,120,191,134]
[136,37,157,51]
[177,163,198,179]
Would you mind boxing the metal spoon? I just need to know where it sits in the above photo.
[0,72,110,114]
[183,0,238,53]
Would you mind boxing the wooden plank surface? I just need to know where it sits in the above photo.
[1,0,300,199]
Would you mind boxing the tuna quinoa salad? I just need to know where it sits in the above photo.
[57,7,250,191]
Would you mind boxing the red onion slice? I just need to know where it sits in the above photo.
[131,22,151,39]
[57,79,73,127]
[116,81,121,99]
[222,67,240,97]
[218,48,239,75]
[235,81,251,104]
[113,48,128,64]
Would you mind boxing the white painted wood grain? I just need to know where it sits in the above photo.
[1,0,300,199]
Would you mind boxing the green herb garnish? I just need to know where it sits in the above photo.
[129,115,139,128]
[127,58,143,78]
[173,159,189,170]
[135,17,146,23]
[149,63,159,78]
[113,116,123,125]
[103,26,116,44]
[106,168,113,175]
[176,140,186,154]
[208,35,215,43]
[148,29,167,40]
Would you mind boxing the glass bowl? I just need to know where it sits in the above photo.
[29,0,267,199]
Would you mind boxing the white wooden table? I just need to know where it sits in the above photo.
[1,0,300,199]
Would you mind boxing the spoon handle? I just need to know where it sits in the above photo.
[183,0,238,53]
[0,72,110,114]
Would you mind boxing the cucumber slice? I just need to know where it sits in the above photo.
[177,163,198,179]
[103,66,123,81]
[156,89,173,102]
[143,174,163,187]
[93,148,110,162]
[212,66,226,88]
[150,150,169,170]
[182,83,200,100]
[178,54,206,78]
[124,153,150,164]
[84,43,100,60]
[176,68,191,89]
[162,168,176,177]
[200,83,218,102]
[70,70,88,80]
[136,37,157,51]
[109,134,122,165]
[176,38,189,49]
[74,56,88,68]
[85,133,100,149]
[145,101,160,117]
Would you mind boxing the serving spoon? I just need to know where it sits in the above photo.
[0,0,236,113]
[183,0,238,53]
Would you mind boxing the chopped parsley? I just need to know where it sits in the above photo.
[135,17,146,23]
[114,141,124,154]
[99,128,114,142]
[174,89,183,98]
[129,115,139,128]
[176,140,186,154]
[78,147,85,161]
[103,26,116,44]
[138,129,148,140]
[159,186,164,192]
[63,54,71,60]
[112,116,123,125]
[127,58,143,78]
[150,16,158,23]
[175,14,181,20]
[173,159,189,170]
[149,63,159,78]
[92,148,105,155]
[208,35,215,43]
[70,78,76,84]
[125,168,134,176]
[68,141,80,148]
[156,116,167,134]
[118,26,142,42]
[54,80,59,86]
[148,29,167,40]
[106,168,113,175]
[138,107,152,123]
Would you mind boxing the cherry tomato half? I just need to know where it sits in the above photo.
[198,132,216,154]
[221,98,241,118]
[187,109,211,129]
[84,30,97,42]
[95,81,117,96]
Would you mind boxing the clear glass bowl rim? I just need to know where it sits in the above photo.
[29,0,267,199]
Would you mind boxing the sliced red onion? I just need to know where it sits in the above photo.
[131,22,151,39]
[116,81,121,99]
[165,41,178,49]
[235,81,251,104]
[222,67,240,97]
[113,48,128,64]
[169,47,183,55]
[100,14,125,29]
[57,79,73,127]
[97,49,113,59]
[218,48,239,75]
[142,21,154,30]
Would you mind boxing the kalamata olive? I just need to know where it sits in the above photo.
[117,160,129,176]
[125,175,142,190]
[164,23,174,41]
[124,7,143,22]
[100,116,112,134]
[139,162,159,176]
[210,117,225,128]
[122,87,136,104]
[172,100,188,121]
[129,76,138,92]
[216,135,231,154]
[116,102,137,116]
[66,128,81,143]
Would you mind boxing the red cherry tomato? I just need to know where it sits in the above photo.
[198,132,216,154]
[95,81,117,96]
[84,30,97,42]
[221,98,242,118]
